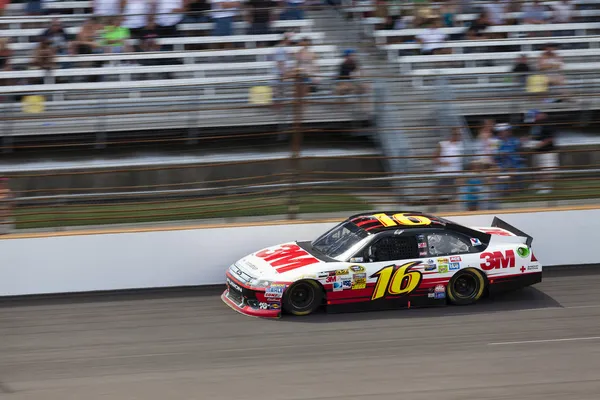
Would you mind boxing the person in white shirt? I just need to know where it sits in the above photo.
[552,0,573,23]
[434,128,465,201]
[416,19,447,55]
[123,0,152,39]
[94,0,122,18]
[156,0,185,38]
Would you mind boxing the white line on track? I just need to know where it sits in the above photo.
[489,336,600,346]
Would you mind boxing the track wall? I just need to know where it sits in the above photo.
[1,208,598,296]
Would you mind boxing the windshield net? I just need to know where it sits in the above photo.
[312,222,369,259]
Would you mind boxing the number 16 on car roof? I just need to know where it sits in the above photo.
[373,213,432,227]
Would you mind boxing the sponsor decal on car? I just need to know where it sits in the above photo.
[255,244,320,273]
[260,302,281,310]
[424,264,437,272]
[434,284,446,299]
[449,262,460,270]
[470,238,482,246]
[264,283,286,298]
[336,269,350,276]
[427,259,435,265]
[480,250,516,270]
[449,256,462,262]
[245,261,258,270]
[419,250,428,257]
[437,258,449,264]
[352,273,367,290]
[517,246,530,258]
[349,265,366,273]
[418,242,427,249]
[326,275,337,283]
[333,281,344,292]
[227,277,243,293]
[349,257,364,263]
[417,234,425,240]
[342,279,352,289]
[527,265,540,271]
[438,264,449,274]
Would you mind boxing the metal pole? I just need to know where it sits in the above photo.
[288,70,304,220]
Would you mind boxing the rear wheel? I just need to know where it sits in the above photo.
[282,280,323,316]
[447,269,486,305]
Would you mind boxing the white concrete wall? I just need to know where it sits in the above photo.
[1,209,598,296]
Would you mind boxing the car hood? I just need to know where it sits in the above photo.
[234,241,328,280]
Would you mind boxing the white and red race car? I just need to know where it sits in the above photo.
[222,211,542,318]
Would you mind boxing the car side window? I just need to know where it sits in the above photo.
[426,232,471,256]
[367,236,419,262]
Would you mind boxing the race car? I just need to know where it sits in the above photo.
[222,211,542,318]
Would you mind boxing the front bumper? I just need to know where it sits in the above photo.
[222,273,282,318]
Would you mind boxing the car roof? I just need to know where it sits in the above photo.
[348,211,449,233]
[347,211,489,242]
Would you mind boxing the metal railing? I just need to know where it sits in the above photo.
[0,147,598,232]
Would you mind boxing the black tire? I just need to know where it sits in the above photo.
[282,280,323,316]
[447,269,486,306]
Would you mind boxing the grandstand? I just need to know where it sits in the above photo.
[1,0,599,230]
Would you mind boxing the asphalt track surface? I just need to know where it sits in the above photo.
[2,267,600,400]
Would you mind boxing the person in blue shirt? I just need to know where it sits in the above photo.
[495,123,525,195]
[460,160,485,211]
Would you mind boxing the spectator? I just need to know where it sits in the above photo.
[434,128,464,202]
[94,0,122,19]
[156,0,185,38]
[272,32,293,103]
[295,37,319,96]
[31,38,56,71]
[483,1,508,25]
[70,17,102,55]
[335,49,366,96]
[525,110,559,194]
[552,0,573,23]
[184,0,211,22]
[123,0,153,40]
[537,43,567,97]
[512,54,531,87]
[41,18,70,56]
[440,2,458,27]
[522,0,547,24]
[465,12,491,40]
[26,0,42,15]
[246,0,276,35]
[210,0,240,41]
[475,119,499,166]
[102,16,133,54]
[495,123,524,194]
[416,19,448,55]
[374,0,391,30]
[0,177,13,235]
[460,160,485,211]
[0,0,10,16]
[280,0,305,20]
[0,38,12,73]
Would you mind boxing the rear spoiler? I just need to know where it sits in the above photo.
[492,217,533,247]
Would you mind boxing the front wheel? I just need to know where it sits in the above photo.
[282,280,323,316]
[447,269,486,305]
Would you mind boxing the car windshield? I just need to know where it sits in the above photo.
[311,222,369,259]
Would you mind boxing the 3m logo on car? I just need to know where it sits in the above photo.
[255,244,320,273]
[480,250,516,270]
